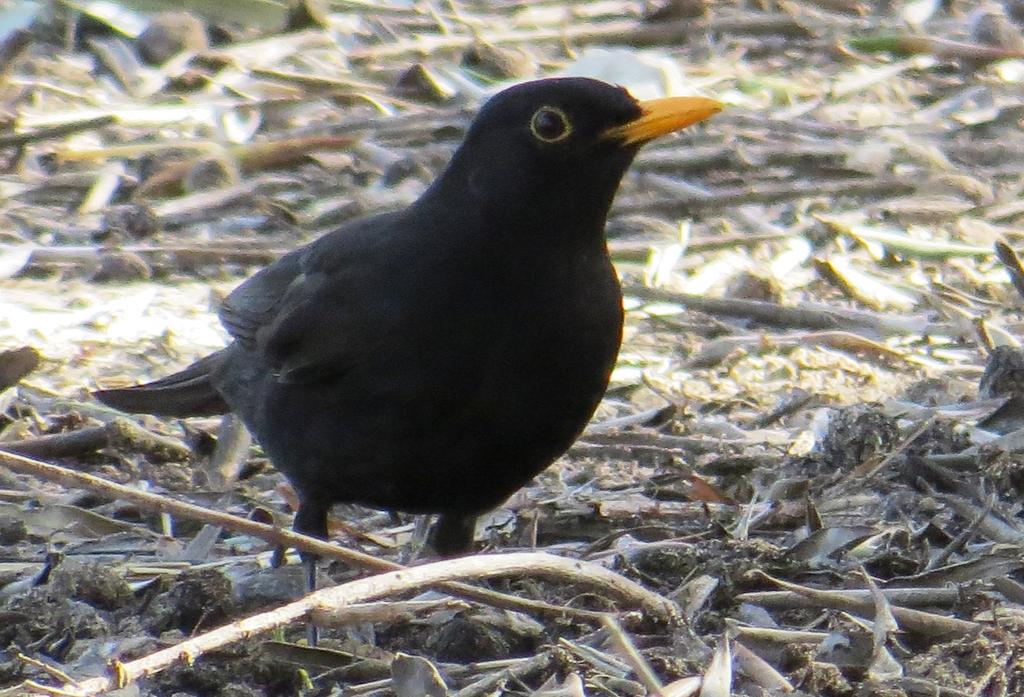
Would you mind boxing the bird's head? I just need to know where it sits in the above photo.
[424,77,721,237]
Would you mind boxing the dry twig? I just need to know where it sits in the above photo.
[0,449,677,624]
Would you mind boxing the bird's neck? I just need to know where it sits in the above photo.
[417,161,620,254]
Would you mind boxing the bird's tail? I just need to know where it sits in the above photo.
[93,349,230,417]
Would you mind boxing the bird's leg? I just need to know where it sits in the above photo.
[293,501,329,646]
[269,546,286,568]
[430,513,478,557]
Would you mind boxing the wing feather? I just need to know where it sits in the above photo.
[216,213,405,383]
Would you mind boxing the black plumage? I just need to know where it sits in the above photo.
[95,77,720,555]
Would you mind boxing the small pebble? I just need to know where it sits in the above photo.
[461,41,536,79]
[138,12,209,66]
[98,203,160,242]
[91,251,152,282]
[979,345,1024,399]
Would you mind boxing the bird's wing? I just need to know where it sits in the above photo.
[217,215,404,384]
[218,247,306,348]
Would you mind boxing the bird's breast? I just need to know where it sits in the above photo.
[467,247,623,430]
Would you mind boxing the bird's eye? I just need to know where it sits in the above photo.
[529,106,572,143]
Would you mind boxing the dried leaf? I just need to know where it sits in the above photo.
[698,635,732,697]
[0,245,32,279]
[661,676,702,697]
[391,653,448,697]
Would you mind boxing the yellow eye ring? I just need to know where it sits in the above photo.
[529,106,572,143]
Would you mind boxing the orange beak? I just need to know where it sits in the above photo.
[603,96,722,145]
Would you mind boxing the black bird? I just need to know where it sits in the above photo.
[96,77,720,558]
